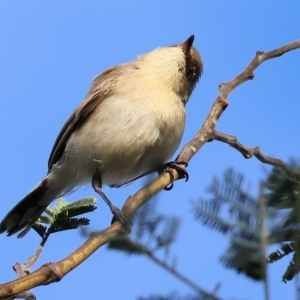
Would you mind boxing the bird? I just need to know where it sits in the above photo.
[0,35,203,238]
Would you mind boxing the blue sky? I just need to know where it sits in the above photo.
[0,2,299,299]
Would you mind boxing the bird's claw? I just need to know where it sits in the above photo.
[111,206,132,232]
[163,161,189,191]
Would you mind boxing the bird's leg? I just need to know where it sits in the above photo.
[91,169,128,227]
[159,160,189,191]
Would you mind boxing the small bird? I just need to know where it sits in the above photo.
[0,35,203,238]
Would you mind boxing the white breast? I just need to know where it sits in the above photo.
[63,93,186,187]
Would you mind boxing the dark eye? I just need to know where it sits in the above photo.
[187,69,193,78]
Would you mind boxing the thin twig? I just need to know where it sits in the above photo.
[258,183,270,300]
[219,40,300,99]
[5,246,44,300]
[144,249,223,300]
[213,130,300,177]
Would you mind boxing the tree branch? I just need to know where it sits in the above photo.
[144,248,223,300]
[213,130,300,176]
[218,40,300,99]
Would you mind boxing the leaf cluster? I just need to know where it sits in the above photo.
[192,161,300,282]
[33,197,97,240]
[108,196,180,257]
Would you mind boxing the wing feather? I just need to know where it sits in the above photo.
[47,66,119,171]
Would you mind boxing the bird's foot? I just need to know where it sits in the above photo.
[110,206,131,231]
[163,161,189,191]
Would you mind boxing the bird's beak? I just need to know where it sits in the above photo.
[180,35,195,56]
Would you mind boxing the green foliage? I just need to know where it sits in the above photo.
[266,159,300,210]
[192,168,267,280]
[32,197,97,239]
[192,162,300,282]
[108,195,221,300]
[265,160,300,282]
[109,197,180,255]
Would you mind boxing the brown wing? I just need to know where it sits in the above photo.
[47,66,119,171]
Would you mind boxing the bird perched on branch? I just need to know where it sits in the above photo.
[0,35,203,238]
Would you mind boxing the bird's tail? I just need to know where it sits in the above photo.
[0,174,64,238]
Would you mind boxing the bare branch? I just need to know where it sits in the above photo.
[258,183,270,300]
[177,40,300,167]
[144,248,223,300]
[1,247,44,299]
[213,130,300,176]
[219,40,300,99]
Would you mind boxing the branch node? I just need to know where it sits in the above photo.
[41,263,63,283]
[253,146,261,153]
[256,50,265,56]
[248,73,254,80]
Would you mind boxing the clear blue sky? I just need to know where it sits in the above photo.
[0,2,299,299]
